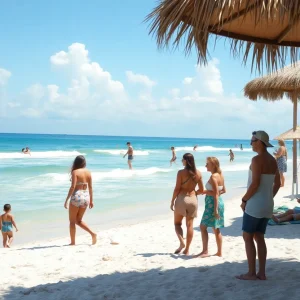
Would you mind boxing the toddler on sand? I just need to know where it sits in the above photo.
[0,204,18,248]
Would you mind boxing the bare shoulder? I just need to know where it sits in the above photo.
[196,170,202,178]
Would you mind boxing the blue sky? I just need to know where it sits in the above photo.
[0,0,293,138]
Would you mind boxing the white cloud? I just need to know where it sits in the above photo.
[26,84,45,100]
[7,102,21,108]
[0,68,11,86]
[196,58,223,95]
[183,77,193,85]
[169,88,180,97]
[21,108,41,118]
[126,71,156,88]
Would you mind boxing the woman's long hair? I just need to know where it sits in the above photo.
[207,157,222,174]
[278,139,286,147]
[183,153,197,177]
[70,155,86,180]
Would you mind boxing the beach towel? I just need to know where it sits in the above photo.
[268,206,300,225]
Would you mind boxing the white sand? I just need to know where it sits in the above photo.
[1,183,300,300]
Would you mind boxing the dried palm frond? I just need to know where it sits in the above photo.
[146,0,300,73]
[274,126,300,140]
[244,62,300,101]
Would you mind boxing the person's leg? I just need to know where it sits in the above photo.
[254,232,267,280]
[213,227,222,257]
[76,207,97,245]
[2,232,7,248]
[69,203,79,245]
[128,160,132,170]
[174,213,185,254]
[183,217,194,255]
[236,231,257,280]
[282,173,285,187]
[6,232,13,247]
[197,224,209,257]
[272,209,294,223]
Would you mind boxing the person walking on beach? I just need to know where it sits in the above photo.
[197,157,226,257]
[170,153,204,255]
[236,131,280,280]
[123,142,134,170]
[273,139,287,187]
[229,149,234,162]
[64,155,97,246]
[0,204,18,248]
[170,147,177,166]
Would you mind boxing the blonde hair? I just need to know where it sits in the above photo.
[206,157,222,174]
[278,139,286,147]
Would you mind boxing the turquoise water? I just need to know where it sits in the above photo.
[0,133,292,243]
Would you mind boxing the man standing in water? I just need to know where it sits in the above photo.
[236,131,280,281]
[123,142,134,170]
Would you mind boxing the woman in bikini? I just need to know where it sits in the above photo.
[197,157,226,257]
[170,153,204,255]
[64,155,97,245]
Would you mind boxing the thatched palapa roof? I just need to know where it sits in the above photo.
[146,0,300,72]
[244,62,300,101]
[274,126,300,140]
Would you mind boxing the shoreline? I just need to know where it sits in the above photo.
[1,179,300,299]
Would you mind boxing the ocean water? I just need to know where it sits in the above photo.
[0,133,292,243]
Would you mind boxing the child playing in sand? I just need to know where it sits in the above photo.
[170,147,177,166]
[0,204,18,248]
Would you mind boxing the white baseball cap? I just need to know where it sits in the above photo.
[252,131,273,147]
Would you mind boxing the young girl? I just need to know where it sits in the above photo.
[198,157,226,257]
[0,204,18,248]
[170,147,177,166]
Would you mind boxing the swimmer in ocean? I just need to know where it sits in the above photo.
[170,147,177,166]
[193,145,198,151]
[22,147,31,156]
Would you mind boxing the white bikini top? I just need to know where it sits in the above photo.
[205,182,223,191]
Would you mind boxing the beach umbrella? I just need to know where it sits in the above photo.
[244,63,300,197]
[274,126,300,140]
[146,0,300,72]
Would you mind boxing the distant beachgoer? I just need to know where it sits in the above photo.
[273,210,300,223]
[193,145,198,151]
[64,155,97,246]
[236,131,280,281]
[197,157,226,258]
[170,153,204,255]
[273,139,287,187]
[123,142,134,170]
[170,147,177,166]
[0,204,18,248]
[22,147,31,156]
[240,144,243,150]
[229,149,234,162]
[272,199,300,223]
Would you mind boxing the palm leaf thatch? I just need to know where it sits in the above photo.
[244,62,300,101]
[146,0,300,72]
[274,126,300,140]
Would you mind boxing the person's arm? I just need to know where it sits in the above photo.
[0,216,2,231]
[241,157,261,210]
[64,171,77,208]
[88,173,94,209]
[196,172,204,195]
[170,171,181,210]
[274,147,283,158]
[220,179,226,195]
[210,174,220,219]
[123,150,128,158]
[273,166,281,197]
[11,215,18,232]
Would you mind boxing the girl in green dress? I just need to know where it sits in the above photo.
[198,157,226,257]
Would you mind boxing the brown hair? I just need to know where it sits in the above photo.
[206,157,222,174]
[183,153,197,177]
[278,139,286,147]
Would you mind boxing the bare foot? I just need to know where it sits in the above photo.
[195,251,209,258]
[174,243,185,254]
[256,273,267,280]
[68,243,76,246]
[235,273,257,280]
[92,234,97,245]
[182,248,189,255]
[213,252,222,257]
[271,215,279,223]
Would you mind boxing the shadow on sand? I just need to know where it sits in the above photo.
[2,258,300,300]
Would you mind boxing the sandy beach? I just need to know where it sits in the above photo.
[1,181,300,300]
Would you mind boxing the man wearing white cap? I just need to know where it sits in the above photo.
[236,131,281,281]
